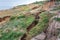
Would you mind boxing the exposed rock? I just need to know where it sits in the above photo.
[31,32,46,40]
[45,12,60,40]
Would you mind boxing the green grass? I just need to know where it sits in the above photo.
[51,6,60,11]
[0,31,24,40]
[54,17,60,22]
[28,12,54,37]
[0,14,35,40]
[0,11,54,40]
[33,1,45,5]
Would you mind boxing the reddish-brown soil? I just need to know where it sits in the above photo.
[0,16,10,22]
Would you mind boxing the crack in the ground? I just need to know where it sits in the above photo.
[21,11,45,40]
[0,16,10,22]
[21,15,40,40]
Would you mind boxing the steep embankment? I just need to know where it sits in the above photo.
[31,1,60,40]
[21,1,56,40]
[0,0,60,40]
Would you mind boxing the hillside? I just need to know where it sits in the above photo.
[0,0,60,40]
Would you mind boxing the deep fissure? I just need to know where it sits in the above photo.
[21,11,45,40]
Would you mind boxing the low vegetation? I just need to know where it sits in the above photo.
[28,12,54,37]
[0,14,35,40]
[0,0,59,40]
[54,17,60,22]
